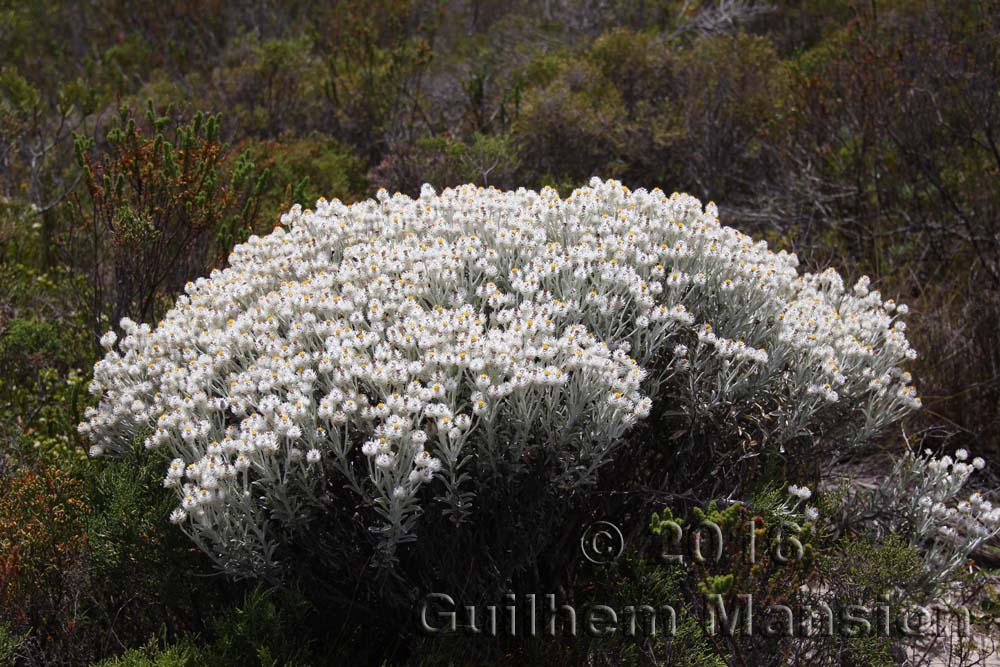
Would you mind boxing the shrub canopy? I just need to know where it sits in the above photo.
[81,179,919,577]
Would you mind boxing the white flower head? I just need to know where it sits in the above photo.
[100,331,118,350]
[788,484,812,500]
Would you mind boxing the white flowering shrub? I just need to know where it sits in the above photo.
[80,178,920,582]
[840,448,1000,597]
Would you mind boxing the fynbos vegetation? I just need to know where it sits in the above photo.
[1,1,998,665]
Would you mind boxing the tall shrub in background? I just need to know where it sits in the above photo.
[70,103,269,339]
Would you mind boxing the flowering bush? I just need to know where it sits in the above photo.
[80,178,921,580]
[838,447,1000,598]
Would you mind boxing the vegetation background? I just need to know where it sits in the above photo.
[0,0,998,665]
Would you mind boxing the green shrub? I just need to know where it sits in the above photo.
[514,57,628,188]
[71,103,269,331]
[83,444,225,651]
[91,588,313,667]
[0,318,64,366]
[0,467,88,647]
[241,135,368,213]
[371,132,522,193]
[91,639,203,667]
[0,311,91,468]
[216,36,327,139]
[0,624,25,667]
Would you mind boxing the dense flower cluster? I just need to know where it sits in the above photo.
[80,178,920,573]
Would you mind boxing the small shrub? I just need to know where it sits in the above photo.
[83,443,225,652]
[91,639,202,667]
[91,587,313,667]
[0,467,88,641]
[0,624,25,667]
[370,132,522,193]
[0,312,91,468]
[835,448,1000,599]
[514,60,628,188]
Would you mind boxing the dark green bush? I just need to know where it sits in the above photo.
[0,624,25,667]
